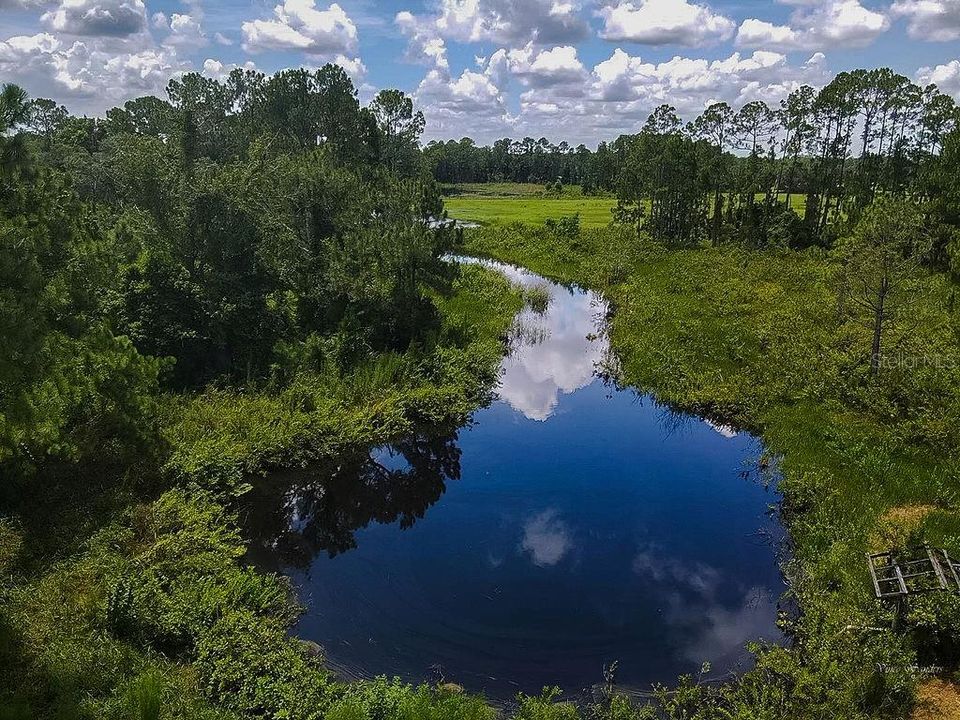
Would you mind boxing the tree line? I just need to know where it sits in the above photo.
[426,67,960,258]
[614,68,959,253]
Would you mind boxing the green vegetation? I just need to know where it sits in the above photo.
[0,70,528,720]
[522,283,552,315]
[5,58,960,720]
[445,192,616,229]
[1,261,522,720]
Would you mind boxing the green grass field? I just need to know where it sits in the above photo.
[443,183,807,229]
[444,184,617,228]
[445,195,618,228]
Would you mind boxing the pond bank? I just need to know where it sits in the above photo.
[252,257,785,701]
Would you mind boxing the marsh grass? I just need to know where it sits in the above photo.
[444,187,806,232]
[445,195,617,228]
[124,669,164,720]
[523,283,552,314]
[508,316,550,349]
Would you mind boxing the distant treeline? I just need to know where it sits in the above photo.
[425,67,960,256]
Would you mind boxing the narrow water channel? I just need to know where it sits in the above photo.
[246,258,784,700]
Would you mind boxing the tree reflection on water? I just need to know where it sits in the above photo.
[243,430,461,568]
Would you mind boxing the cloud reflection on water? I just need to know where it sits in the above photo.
[520,509,573,566]
[460,258,608,421]
[632,544,781,672]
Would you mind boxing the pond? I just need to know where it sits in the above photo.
[245,258,785,701]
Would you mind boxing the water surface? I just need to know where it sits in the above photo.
[247,259,784,700]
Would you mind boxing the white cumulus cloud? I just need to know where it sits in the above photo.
[396,9,449,69]
[400,0,588,46]
[164,12,206,48]
[485,43,588,88]
[597,0,736,47]
[892,0,960,41]
[736,0,889,51]
[241,0,358,56]
[0,31,186,111]
[41,0,147,37]
[917,59,960,97]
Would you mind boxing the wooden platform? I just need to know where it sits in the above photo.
[867,545,960,599]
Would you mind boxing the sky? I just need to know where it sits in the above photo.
[1,0,960,145]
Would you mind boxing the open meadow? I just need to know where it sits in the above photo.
[444,184,618,228]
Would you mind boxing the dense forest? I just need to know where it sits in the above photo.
[2,59,960,720]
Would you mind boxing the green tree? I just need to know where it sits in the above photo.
[837,197,930,376]
[370,89,425,175]
[692,102,735,244]
[0,84,31,185]
[616,106,709,247]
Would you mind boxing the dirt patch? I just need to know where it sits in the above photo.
[871,504,937,552]
[914,679,960,720]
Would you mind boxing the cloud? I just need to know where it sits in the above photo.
[597,0,736,47]
[0,32,186,110]
[520,509,572,566]
[241,0,358,56]
[400,0,588,47]
[202,57,256,81]
[396,9,449,69]
[41,0,147,37]
[632,547,720,597]
[0,0,50,7]
[437,47,829,145]
[679,587,780,664]
[735,19,803,49]
[917,60,960,97]
[465,261,604,420]
[736,0,889,51]
[163,12,206,48]
[417,66,506,116]
[631,545,783,666]
[588,48,798,107]
[333,53,366,81]
[892,0,960,41]
[486,43,588,88]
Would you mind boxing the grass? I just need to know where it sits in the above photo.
[445,196,618,228]
[443,184,617,228]
[523,283,551,314]
[442,183,808,230]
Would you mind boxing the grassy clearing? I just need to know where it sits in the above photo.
[442,184,807,230]
[445,195,618,228]
[465,222,960,718]
[442,184,617,228]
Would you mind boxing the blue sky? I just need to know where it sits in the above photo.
[2,0,959,144]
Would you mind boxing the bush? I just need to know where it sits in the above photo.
[545,214,580,240]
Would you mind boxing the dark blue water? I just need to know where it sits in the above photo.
[248,259,784,700]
